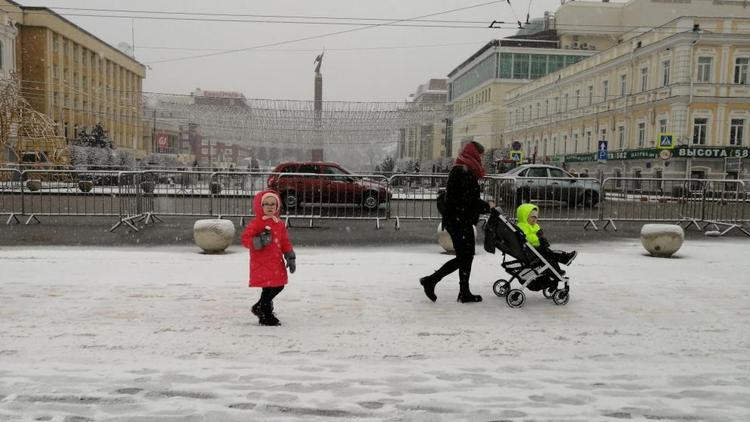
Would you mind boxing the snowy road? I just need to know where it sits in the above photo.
[1,240,749,421]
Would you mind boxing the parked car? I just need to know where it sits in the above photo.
[267,162,391,210]
[496,164,602,207]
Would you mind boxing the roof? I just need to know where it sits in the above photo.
[19,6,145,70]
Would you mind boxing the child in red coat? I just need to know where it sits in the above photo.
[241,190,296,326]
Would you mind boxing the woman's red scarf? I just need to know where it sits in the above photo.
[453,142,485,178]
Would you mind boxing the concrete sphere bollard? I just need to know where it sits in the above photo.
[437,223,476,254]
[640,224,684,257]
[194,219,235,253]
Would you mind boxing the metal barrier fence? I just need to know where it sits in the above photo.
[388,174,447,228]
[0,170,747,236]
[0,169,22,224]
[600,177,748,235]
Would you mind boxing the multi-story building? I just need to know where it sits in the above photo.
[504,0,750,180]
[0,2,17,80]
[398,78,449,168]
[0,0,147,157]
[447,17,597,162]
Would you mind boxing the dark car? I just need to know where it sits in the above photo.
[496,164,602,207]
[267,162,391,210]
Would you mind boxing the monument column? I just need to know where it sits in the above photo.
[312,52,324,161]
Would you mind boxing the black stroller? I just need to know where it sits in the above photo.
[483,208,571,308]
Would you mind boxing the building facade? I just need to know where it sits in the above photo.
[0,1,147,158]
[398,78,449,168]
[447,31,596,161]
[504,13,750,180]
[0,3,17,80]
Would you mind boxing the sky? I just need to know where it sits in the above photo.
[13,0,605,102]
[1,239,748,419]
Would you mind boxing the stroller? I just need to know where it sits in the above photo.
[482,208,571,308]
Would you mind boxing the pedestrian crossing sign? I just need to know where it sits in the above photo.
[509,150,525,162]
[657,133,674,150]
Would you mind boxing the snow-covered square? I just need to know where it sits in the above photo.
[1,239,749,421]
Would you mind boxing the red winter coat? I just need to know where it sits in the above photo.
[241,190,294,288]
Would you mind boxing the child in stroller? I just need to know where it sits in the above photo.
[483,206,575,308]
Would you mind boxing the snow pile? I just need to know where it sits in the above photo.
[0,239,748,421]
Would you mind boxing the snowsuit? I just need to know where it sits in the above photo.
[421,142,491,302]
[516,203,568,274]
[241,190,295,323]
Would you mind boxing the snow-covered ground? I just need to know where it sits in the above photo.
[1,239,749,421]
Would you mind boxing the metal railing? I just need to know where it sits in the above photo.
[0,170,747,236]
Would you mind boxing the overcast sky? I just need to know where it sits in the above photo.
[18,0,602,102]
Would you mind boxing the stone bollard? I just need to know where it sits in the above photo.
[640,224,684,257]
[194,219,235,253]
[437,223,476,254]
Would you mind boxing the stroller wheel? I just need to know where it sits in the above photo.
[506,289,526,308]
[542,286,556,299]
[493,279,511,297]
[552,288,570,306]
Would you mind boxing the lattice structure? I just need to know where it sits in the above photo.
[0,74,67,164]
[144,93,452,167]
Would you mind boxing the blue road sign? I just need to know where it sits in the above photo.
[597,140,608,161]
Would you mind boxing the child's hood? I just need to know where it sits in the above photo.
[253,190,282,218]
[516,203,539,224]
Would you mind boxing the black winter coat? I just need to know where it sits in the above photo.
[442,165,490,228]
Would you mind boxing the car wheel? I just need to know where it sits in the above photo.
[583,190,599,207]
[363,191,379,210]
[281,190,299,210]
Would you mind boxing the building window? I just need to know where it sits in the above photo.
[586,131,592,152]
[620,74,627,97]
[692,118,708,145]
[573,133,579,153]
[536,102,540,118]
[730,118,745,146]
[602,80,608,102]
[564,93,569,111]
[618,126,625,150]
[659,118,668,134]
[640,67,649,92]
[697,57,712,83]
[0,41,3,70]
[638,122,646,147]
[545,99,549,115]
[661,60,670,86]
[588,85,593,105]
[575,89,580,108]
[734,57,749,84]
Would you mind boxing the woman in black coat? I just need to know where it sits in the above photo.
[420,141,494,303]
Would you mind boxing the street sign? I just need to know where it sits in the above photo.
[509,150,525,162]
[157,133,168,147]
[657,133,674,150]
[659,149,672,161]
[597,140,608,162]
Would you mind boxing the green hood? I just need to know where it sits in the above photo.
[516,203,538,225]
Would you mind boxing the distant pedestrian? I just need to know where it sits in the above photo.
[419,141,494,303]
[241,190,296,326]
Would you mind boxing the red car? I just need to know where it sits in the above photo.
[267,162,391,210]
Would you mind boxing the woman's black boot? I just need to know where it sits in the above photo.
[419,273,441,302]
[456,281,482,303]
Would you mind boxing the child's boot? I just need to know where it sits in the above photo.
[561,251,577,266]
[259,303,280,326]
[419,272,441,302]
[456,281,482,303]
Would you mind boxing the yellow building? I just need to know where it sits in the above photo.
[399,79,449,167]
[1,0,147,158]
[504,12,750,180]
